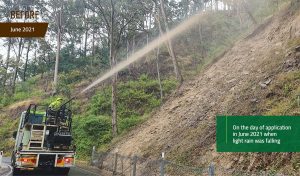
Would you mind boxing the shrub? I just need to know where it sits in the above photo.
[72,115,112,158]
[119,116,142,133]
[89,75,176,118]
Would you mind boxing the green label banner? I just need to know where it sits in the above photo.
[217,116,300,152]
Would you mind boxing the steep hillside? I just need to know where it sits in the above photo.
[0,3,256,158]
[111,4,300,175]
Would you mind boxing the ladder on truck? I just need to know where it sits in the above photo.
[29,124,46,150]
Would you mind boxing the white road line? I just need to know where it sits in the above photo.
[2,163,13,176]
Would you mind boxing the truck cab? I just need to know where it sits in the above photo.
[11,104,75,175]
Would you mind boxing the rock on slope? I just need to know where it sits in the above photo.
[112,4,300,175]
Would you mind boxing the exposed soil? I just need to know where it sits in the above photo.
[111,4,300,175]
[5,98,40,119]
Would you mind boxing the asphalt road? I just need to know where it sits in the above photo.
[1,157,99,176]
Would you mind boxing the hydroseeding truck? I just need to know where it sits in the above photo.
[11,102,75,175]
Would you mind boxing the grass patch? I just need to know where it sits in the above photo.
[263,71,300,115]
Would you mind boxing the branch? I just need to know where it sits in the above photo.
[114,11,138,50]
[87,0,111,30]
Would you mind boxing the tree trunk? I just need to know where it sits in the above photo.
[146,32,149,46]
[84,29,88,57]
[53,29,61,94]
[132,34,135,55]
[3,38,12,89]
[111,69,118,137]
[92,28,95,57]
[53,8,62,95]
[146,13,149,46]
[237,0,243,27]
[33,44,37,75]
[242,0,257,25]
[110,0,118,137]
[126,38,129,59]
[199,23,205,58]
[91,30,95,68]
[12,38,23,93]
[156,47,163,100]
[159,0,183,85]
[23,40,32,81]
[84,10,89,57]
[84,22,88,57]
[155,14,171,55]
[131,34,136,68]
[45,54,51,92]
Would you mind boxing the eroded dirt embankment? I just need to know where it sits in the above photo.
[112,4,300,175]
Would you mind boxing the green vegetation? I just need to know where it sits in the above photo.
[74,74,177,157]
[264,71,300,116]
[260,31,300,116]
[0,117,19,153]
[73,115,112,158]
[0,77,42,107]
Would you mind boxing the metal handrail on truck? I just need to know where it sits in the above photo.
[23,103,72,132]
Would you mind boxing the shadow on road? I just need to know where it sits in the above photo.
[13,168,70,176]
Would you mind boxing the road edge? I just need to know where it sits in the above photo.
[1,163,13,176]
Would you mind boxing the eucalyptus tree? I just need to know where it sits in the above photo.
[45,0,72,94]
[0,55,6,94]
[63,0,86,58]
[0,0,15,92]
[23,39,32,81]
[152,0,183,84]
[53,0,63,94]
[7,0,46,93]
[87,0,144,136]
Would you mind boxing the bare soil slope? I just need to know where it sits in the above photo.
[112,4,300,174]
